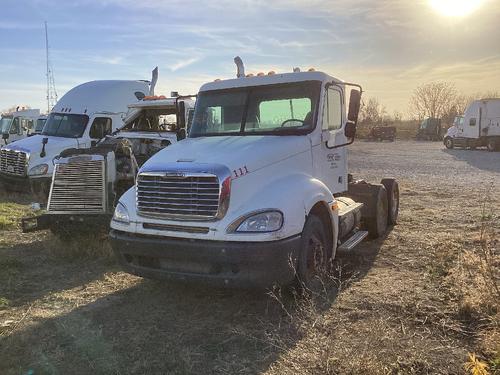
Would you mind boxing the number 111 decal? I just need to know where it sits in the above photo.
[233,165,249,178]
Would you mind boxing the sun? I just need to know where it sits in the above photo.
[428,0,485,17]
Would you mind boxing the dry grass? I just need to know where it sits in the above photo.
[0,141,498,374]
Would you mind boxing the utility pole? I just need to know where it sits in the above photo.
[45,21,58,114]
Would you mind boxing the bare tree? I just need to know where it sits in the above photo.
[359,97,386,125]
[409,82,458,121]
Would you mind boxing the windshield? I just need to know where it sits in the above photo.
[454,116,464,127]
[122,107,177,132]
[190,81,321,137]
[41,113,89,138]
[0,117,12,133]
[35,118,46,132]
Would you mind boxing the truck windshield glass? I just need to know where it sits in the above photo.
[122,108,177,132]
[42,113,89,138]
[35,118,46,132]
[190,81,321,137]
[0,117,12,133]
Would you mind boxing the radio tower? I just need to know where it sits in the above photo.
[45,21,58,114]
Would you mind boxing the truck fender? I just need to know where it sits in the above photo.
[232,173,337,249]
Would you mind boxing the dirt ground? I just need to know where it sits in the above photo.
[0,141,498,374]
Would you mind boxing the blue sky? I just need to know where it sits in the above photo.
[1,0,499,115]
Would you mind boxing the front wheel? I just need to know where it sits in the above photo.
[444,137,454,149]
[296,215,328,292]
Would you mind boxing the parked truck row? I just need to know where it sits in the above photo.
[5,58,406,288]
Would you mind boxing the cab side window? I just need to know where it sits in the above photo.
[10,118,20,134]
[469,118,476,126]
[323,88,342,130]
[89,117,112,139]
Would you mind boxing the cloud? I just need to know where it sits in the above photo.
[169,57,201,72]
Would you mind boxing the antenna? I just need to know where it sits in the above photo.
[45,21,58,114]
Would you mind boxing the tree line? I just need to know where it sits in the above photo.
[359,82,499,127]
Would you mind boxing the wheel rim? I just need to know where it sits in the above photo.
[446,139,452,148]
[306,233,325,280]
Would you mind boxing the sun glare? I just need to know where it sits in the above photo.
[428,0,485,17]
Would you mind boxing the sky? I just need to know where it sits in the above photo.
[1,0,499,116]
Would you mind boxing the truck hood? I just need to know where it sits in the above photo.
[3,135,79,165]
[141,135,310,174]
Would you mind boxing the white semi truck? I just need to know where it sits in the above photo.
[109,58,399,289]
[1,108,41,143]
[21,95,195,236]
[444,99,500,151]
[0,77,153,198]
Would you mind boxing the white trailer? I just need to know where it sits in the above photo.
[1,108,41,143]
[0,76,153,198]
[109,58,399,289]
[444,98,500,151]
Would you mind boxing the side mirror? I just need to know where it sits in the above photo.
[347,89,361,124]
[91,140,97,147]
[40,137,49,158]
[2,133,9,140]
[346,89,361,139]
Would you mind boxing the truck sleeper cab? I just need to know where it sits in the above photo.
[0,80,151,198]
[21,96,195,237]
[110,60,399,288]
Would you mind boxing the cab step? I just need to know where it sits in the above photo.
[338,230,369,252]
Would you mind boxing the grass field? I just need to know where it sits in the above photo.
[0,141,498,374]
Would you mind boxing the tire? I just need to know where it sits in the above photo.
[444,137,454,149]
[347,183,388,239]
[365,185,388,238]
[487,138,497,152]
[296,215,328,292]
[381,178,399,225]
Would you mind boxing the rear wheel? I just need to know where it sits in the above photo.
[381,178,399,225]
[444,137,454,149]
[347,183,388,239]
[365,186,388,238]
[296,215,328,292]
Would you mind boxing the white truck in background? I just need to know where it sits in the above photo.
[1,108,41,143]
[444,98,500,151]
[0,73,155,198]
[22,95,195,237]
[109,58,400,289]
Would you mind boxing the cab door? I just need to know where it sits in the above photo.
[312,85,348,194]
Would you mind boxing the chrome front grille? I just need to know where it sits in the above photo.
[137,173,221,220]
[0,149,27,176]
[47,157,106,213]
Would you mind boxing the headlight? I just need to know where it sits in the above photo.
[28,163,48,176]
[112,202,130,224]
[230,210,283,233]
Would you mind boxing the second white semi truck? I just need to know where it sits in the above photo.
[444,98,500,151]
[0,77,152,198]
[109,58,400,289]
